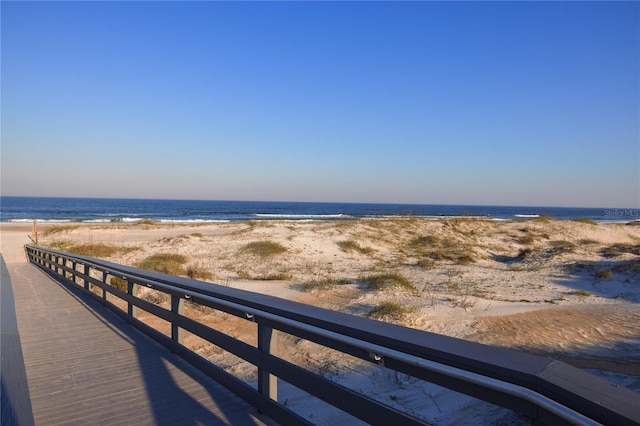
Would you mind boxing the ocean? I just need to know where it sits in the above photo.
[0,196,638,223]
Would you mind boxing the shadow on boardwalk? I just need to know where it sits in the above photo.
[5,255,270,426]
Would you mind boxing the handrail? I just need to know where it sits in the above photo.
[25,245,640,425]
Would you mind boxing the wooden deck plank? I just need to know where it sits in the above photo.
[8,261,273,426]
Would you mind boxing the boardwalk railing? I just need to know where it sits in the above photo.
[25,245,640,425]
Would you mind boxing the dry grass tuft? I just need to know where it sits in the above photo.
[406,235,476,265]
[136,253,188,275]
[362,273,415,292]
[594,269,612,279]
[47,241,140,258]
[367,301,416,322]
[186,264,213,280]
[601,243,640,257]
[240,241,288,257]
[336,240,374,255]
[300,278,336,292]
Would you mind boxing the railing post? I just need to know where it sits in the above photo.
[258,322,278,402]
[83,264,90,290]
[171,294,184,345]
[101,271,108,299]
[127,278,139,318]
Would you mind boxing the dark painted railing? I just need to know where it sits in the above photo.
[25,245,640,425]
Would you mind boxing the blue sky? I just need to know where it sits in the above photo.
[2,1,638,207]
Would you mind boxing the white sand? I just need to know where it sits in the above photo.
[3,218,639,424]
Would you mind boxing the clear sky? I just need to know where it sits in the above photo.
[1,1,638,208]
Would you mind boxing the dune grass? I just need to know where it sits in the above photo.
[186,264,213,280]
[406,235,476,266]
[601,243,640,257]
[42,225,82,236]
[595,269,612,279]
[573,217,598,225]
[136,253,188,275]
[300,278,336,292]
[336,240,375,255]
[240,241,288,257]
[361,273,415,292]
[367,301,415,321]
[47,241,140,258]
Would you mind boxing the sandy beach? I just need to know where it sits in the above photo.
[2,218,639,423]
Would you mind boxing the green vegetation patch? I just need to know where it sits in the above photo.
[136,253,188,275]
[240,241,288,257]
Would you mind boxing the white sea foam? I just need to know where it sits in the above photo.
[7,218,73,224]
[158,219,230,224]
[121,217,145,223]
[514,214,540,218]
[253,213,351,219]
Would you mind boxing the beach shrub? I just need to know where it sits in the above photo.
[595,269,612,279]
[136,253,187,275]
[240,241,287,257]
[337,240,374,255]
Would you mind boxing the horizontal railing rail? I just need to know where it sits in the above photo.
[25,245,640,425]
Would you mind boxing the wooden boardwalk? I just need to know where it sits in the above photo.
[1,255,274,426]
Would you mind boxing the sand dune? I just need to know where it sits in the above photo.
[3,218,639,423]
